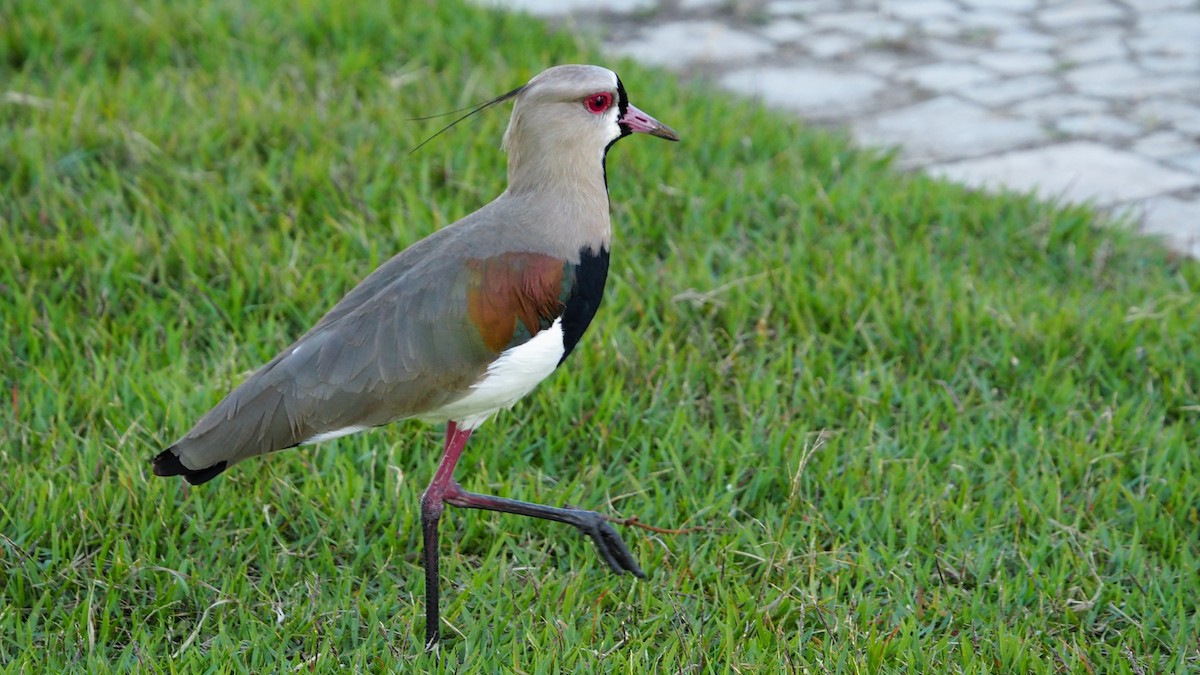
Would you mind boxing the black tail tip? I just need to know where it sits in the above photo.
[151,447,228,486]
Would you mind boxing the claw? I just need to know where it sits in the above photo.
[573,510,646,578]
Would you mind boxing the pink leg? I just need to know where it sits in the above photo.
[420,421,472,650]
[418,420,644,651]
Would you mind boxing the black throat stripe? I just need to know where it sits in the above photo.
[558,246,610,365]
[614,76,631,139]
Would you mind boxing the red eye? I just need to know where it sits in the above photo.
[584,92,613,114]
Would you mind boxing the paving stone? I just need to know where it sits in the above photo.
[928,142,1200,206]
[1063,60,1142,86]
[804,32,864,58]
[975,50,1058,75]
[719,65,886,118]
[809,11,904,38]
[961,9,1028,31]
[1131,14,1200,57]
[1132,131,1200,159]
[911,16,966,39]
[1152,75,1200,101]
[473,0,654,13]
[1136,0,1200,9]
[1064,61,1196,98]
[884,0,959,21]
[992,29,1057,50]
[963,0,1038,9]
[1174,115,1200,136]
[760,18,815,44]
[1137,12,1200,43]
[1099,74,1200,100]
[1038,2,1127,28]
[824,14,908,41]
[1011,94,1109,119]
[611,21,775,68]
[900,62,996,91]
[854,52,907,77]
[1055,113,1144,139]
[925,40,985,60]
[1134,97,1200,127]
[959,74,1060,106]
[854,96,1048,164]
[1059,34,1130,64]
[1139,52,1200,74]
[1136,196,1200,259]
[1129,34,1200,58]
[1166,152,1200,173]
[768,0,829,17]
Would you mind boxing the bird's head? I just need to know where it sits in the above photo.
[502,65,678,193]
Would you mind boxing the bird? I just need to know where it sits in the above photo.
[151,64,679,650]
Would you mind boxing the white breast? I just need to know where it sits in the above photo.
[420,317,565,429]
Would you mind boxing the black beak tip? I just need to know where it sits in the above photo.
[655,125,681,142]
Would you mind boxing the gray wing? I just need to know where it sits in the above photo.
[156,250,494,481]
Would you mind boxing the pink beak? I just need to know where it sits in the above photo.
[620,104,680,141]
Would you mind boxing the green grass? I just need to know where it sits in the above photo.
[3,0,1199,671]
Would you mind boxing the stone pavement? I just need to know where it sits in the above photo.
[474,0,1200,258]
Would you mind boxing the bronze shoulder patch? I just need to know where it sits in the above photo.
[465,253,568,353]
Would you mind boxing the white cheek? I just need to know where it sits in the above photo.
[606,108,622,143]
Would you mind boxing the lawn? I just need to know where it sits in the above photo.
[3,0,1199,672]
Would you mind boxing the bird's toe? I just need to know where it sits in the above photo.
[575,512,645,578]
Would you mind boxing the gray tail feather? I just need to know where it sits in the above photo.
[151,446,228,486]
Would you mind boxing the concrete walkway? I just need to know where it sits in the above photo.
[476,0,1200,258]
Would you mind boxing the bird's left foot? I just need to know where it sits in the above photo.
[569,510,646,578]
[440,483,647,578]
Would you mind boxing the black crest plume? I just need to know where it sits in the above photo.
[408,85,526,155]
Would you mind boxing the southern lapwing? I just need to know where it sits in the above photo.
[152,64,678,649]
